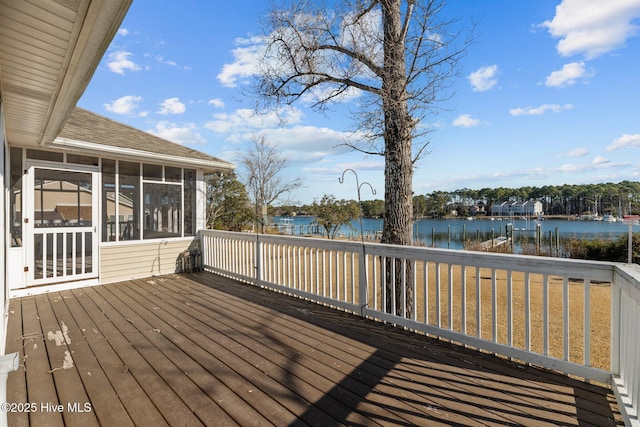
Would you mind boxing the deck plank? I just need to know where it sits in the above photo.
[20,297,64,427]
[143,275,492,426]
[62,288,169,427]
[185,272,622,427]
[172,274,616,425]
[145,274,616,425]
[157,274,606,426]
[74,286,205,427]
[48,290,135,427]
[5,296,28,427]
[5,272,623,427]
[34,293,99,427]
[110,278,326,426]
[116,277,380,427]
[93,282,250,427]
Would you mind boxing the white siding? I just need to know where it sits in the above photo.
[196,169,206,231]
[1,105,6,352]
[100,238,198,284]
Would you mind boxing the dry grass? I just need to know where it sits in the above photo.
[252,247,611,371]
[394,264,610,371]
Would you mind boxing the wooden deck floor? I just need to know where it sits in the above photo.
[6,272,623,426]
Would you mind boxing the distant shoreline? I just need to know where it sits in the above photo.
[435,214,576,221]
[282,214,587,221]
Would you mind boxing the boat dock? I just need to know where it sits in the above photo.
[479,236,509,249]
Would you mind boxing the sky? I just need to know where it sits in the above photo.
[78,0,640,204]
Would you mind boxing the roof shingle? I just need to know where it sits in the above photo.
[57,107,234,171]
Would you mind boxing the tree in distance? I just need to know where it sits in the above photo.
[240,136,302,233]
[311,194,361,239]
[206,172,252,231]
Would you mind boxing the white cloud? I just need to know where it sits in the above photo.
[147,121,206,145]
[339,160,384,171]
[607,133,640,151]
[557,159,628,173]
[592,156,610,165]
[303,160,384,175]
[223,128,357,168]
[467,65,498,92]
[223,127,360,166]
[557,163,580,173]
[542,0,640,58]
[158,98,186,115]
[340,8,384,69]
[300,85,362,105]
[509,103,573,116]
[156,56,191,70]
[208,98,225,108]
[217,36,264,87]
[205,106,303,133]
[563,147,590,157]
[545,62,593,87]
[206,104,363,163]
[107,51,141,75]
[422,154,635,192]
[117,28,129,37]
[256,125,358,160]
[453,114,481,128]
[104,95,143,115]
[156,56,176,66]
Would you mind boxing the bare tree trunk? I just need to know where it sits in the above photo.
[256,0,467,317]
[381,0,414,317]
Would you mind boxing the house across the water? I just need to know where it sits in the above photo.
[491,200,543,217]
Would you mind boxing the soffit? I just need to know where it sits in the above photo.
[0,0,132,146]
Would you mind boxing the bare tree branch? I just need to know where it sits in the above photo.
[252,0,471,316]
[239,135,302,231]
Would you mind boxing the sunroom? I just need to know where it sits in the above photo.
[7,108,235,296]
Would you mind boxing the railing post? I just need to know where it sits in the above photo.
[358,244,368,317]
[254,233,261,286]
[611,282,621,376]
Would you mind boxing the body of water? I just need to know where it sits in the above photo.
[272,216,638,251]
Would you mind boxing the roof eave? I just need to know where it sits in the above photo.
[40,0,133,146]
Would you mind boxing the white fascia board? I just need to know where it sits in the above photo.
[52,137,236,173]
[41,0,133,145]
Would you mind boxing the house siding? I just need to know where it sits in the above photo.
[491,201,543,217]
[100,238,198,284]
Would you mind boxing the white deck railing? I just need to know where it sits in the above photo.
[199,229,640,427]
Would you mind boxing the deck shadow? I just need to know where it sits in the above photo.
[5,272,622,426]
[188,272,621,427]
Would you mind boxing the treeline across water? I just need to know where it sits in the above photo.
[275,180,640,218]
[439,181,640,218]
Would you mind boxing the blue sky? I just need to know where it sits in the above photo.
[78,0,640,204]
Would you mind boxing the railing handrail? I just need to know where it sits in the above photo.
[198,229,640,427]
[211,229,617,280]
